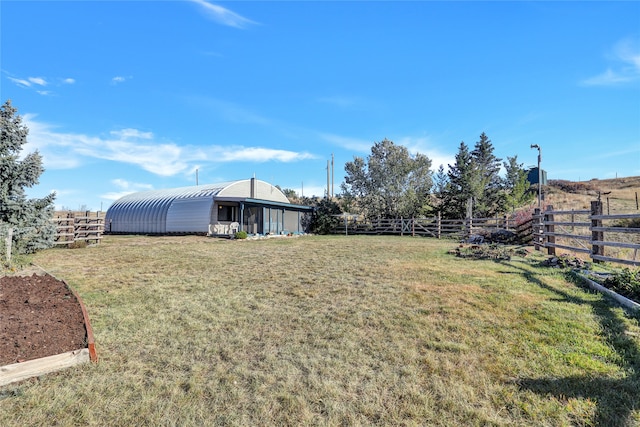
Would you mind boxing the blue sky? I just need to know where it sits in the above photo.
[1,0,639,211]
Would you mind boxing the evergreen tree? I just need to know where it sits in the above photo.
[432,164,449,214]
[0,100,56,254]
[503,155,534,211]
[442,141,475,219]
[470,132,503,217]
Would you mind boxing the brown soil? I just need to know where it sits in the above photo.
[0,273,88,366]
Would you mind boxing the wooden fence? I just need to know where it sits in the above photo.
[53,211,104,246]
[332,214,516,239]
[533,201,640,267]
[331,200,639,267]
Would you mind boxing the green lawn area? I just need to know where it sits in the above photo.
[1,235,638,426]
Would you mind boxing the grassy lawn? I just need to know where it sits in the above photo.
[1,235,638,426]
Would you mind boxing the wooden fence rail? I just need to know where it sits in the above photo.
[331,200,639,267]
[332,215,515,239]
[52,211,104,246]
[536,201,640,267]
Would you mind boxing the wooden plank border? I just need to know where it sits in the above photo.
[0,270,98,386]
[572,271,640,313]
[0,349,89,387]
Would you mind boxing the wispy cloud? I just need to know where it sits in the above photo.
[111,76,131,85]
[7,73,74,95]
[22,115,315,177]
[8,76,47,88]
[212,147,316,162]
[110,128,154,140]
[582,37,640,86]
[396,136,456,171]
[8,77,32,87]
[101,179,154,201]
[189,0,257,29]
[319,132,455,170]
[196,97,272,125]
[319,133,372,153]
[28,77,47,86]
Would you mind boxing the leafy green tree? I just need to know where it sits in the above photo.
[342,139,432,220]
[502,155,534,211]
[0,100,56,254]
[280,188,300,204]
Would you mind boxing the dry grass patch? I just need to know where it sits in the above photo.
[0,235,638,426]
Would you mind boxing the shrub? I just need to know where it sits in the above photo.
[234,231,248,239]
[603,268,640,302]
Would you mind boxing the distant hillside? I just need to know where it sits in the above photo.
[543,176,640,213]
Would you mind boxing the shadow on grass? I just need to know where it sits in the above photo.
[500,260,639,426]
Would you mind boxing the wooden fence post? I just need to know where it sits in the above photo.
[437,211,441,239]
[4,227,13,264]
[545,205,555,256]
[534,208,541,251]
[591,200,604,263]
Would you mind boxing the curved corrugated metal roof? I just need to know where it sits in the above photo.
[104,179,291,234]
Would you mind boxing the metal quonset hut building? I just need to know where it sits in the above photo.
[104,178,312,235]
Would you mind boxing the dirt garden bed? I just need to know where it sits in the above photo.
[0,272,95,372]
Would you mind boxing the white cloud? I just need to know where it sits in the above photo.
[28,77,47,86]
[190,0,257,29]
[110,128,154,140]
[299,184,326,198]
[101,179,154,201]
[21,115,316,177]
[7,74,73,94]
[582,68,633,86]
[319,133,372,153]
[111,76,131,84]
[201,98,271,125]
[582,37,640,86]
[396,136,456,171]
[8,77,32,87]
[9,76,48,87]
[214,146,316,162]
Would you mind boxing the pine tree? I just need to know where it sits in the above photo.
[0,100,56,254]
[432,164,449,213]
[503,155,534,211]
[442,141,475,219]
[470,132,503,218]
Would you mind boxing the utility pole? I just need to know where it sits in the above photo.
[331,153,334,198]
[326,160,330,199]
[530,144,542,208]
[196,168,199,186]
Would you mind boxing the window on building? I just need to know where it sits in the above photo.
[218,205,236,222]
